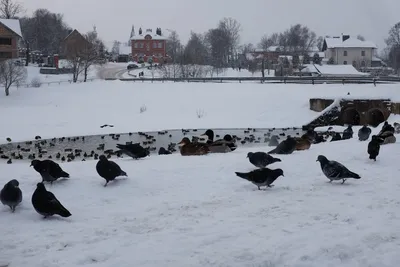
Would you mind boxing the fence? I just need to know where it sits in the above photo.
[105,76,400,85]
[11,77,101,88]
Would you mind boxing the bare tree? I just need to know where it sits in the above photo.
[166,30,182,63]
[259,33,279,50]
[316,36,324,51]
[385,22,400,73]
[110,40,120,61]
[278,24,317,54]
[81,26,106,82]
[183,32,209,65]
[0,0,24,19]
[0,60,27,96]
[218,17,241,61]
[205,27,230,70]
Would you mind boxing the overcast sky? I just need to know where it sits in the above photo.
[19,0,399,51]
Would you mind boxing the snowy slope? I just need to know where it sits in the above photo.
[1,81,399,144]
[1,136,400,267]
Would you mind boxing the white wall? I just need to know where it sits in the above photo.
[324,47,375,67]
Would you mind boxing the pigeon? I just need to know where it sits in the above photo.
[247,152,281,168]
[394,122,400,134]
[30,159,70,184]
[378,121,394,136]
[0,179,22,212]
[116,143,150,159]
[358,125,372,141]
[96,155,127,186]
[268,135,279,146]
[330,132,342,142]
[342,125,353,140]
[367,135,381,161]
[316,155,361,184]
[158,147,172,155]
[267,136,297,154]
[235,168,284,190]
[31,182,71,218]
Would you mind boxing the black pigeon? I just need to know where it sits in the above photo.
[316,155,361,184]
[235,168,284,190]
[330,133,342,142]
[247,152,281,168]
[378,121,394,136]
[158,147,172,155]
[268,135,279,146]
[267,136,297,154]
[30,159,70,184]
[116,143,150,159]
[31,182,71,218]
[342,125,353,140]
[0,179,22,212]
[96,155,127,186]
[358,125,372,141]
[367,135,381,161]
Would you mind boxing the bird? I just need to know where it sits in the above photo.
[199,130,237,152]
[342,125,353,140]
[30,159,69,184]
[330,132,342,142]
[247,152,281,168]
[0,179,22,212]
[116,143,150,159]
[268,135,279,146]
[267,136,297,154]
[177,137,209,156]
[31,182,71,218]
[316,155,361,184]
[368,135,381,161]
[358,125,372,141]
[378,121,394,136]
[96,155,127,186]
[158,147,172,155]
[235,168,284,190]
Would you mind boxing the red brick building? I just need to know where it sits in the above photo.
[0,19,22,60]
[130,27,167,63]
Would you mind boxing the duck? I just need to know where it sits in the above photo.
[199,129,237,153]
[178,137,210,156]
[294,135,312,151]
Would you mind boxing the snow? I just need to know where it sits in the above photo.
[313,64,370,76]
[1,128,400,266]
[1,79,400,266]
[1,82,400,144]
[0,18,22,37]
[324,36,377,49]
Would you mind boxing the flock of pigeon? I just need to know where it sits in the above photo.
[0,122,398,218]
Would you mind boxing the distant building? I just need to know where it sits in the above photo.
[130,26,167,63]
[322,34,377,68]
[62,29,89,57]
[0,18,22,60]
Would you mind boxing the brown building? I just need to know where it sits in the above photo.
[130,27,167,63]
[0,19,22,60]
[62,29,90,58]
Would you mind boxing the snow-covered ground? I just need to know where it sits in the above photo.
[2,82,400,143]
[123,64,272,79]
[1,79,400,266]
[1,128,400,267]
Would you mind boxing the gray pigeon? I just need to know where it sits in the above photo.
[30,159,69,184]
[247,152,281,168]
[0,179,22,212]
[358,125,372,141]
[316,155,361,184]
[235,168,284,190]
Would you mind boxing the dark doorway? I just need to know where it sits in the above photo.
[341,108,361,125]
[366,109,385,127]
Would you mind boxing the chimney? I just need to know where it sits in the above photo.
[139,27,142,35]
[342,34,350,42]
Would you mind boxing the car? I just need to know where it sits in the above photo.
[127,64,139,70]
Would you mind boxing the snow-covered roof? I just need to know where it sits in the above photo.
[324,36,377,49]
[0,19,22,38]
[131,29,166,41]
[314,64,370,76]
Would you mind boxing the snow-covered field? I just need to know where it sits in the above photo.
[26,65,99,85]
[1,80,400,266]
[1,81,399,144]
[1,129,400,267]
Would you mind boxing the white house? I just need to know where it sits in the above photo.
[300,64,370,77]
[322,35,377,68]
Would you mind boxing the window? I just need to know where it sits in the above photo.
[352,61,357,67]
[0,38,12,45]
[146,43,150,51]
[0,52,12,58]
[343,50,347,56]
[134,42,138,48]
[361,61,366,67]
[158,42,163,48]
[152,42,157,48]
[140,42,144,48]
[361,51,365,56]
[343,61,347,65]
